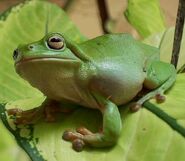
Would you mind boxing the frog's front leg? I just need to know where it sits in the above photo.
[7,99,73,124]
[63,93,122,152]
[130,61,176,112]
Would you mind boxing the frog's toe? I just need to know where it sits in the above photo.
[7,108,23,116]
[155,93,166,103]
[129,102,141,112]
[62,130,86,151]
[62,130,83,141]
[72,139,85,152]
[7,107,43,125]
[76,127,93,135]
[14,117,32,125]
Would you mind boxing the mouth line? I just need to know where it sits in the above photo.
[15,57,78,65]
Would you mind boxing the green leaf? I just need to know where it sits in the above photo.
[0,0,86,103]
[0,1,185,161]
[0,121,30,161]
[1,74,185,161]
[124,0,166,38]
[143,26,185,70]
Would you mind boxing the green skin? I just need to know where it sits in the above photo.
[10,33,176,151]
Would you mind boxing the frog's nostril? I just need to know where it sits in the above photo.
[13,49,19,60]
[28,45,34,50]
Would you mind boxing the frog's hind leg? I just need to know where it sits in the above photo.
[130,61,176,112]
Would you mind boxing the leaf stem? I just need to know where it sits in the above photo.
[63,0,74,11]
[144,102,185,137]
[171,0,185,68]
[96,0,110,34]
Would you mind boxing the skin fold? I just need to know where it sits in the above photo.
[8,33,176,151]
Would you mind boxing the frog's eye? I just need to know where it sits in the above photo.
[47,36,65,50]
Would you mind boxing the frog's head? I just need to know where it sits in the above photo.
[13,33,83,64]
[13,33,85,88]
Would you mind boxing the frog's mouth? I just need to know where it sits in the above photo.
[15,57,79,66]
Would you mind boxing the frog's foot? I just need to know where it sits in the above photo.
[63,127,114,152]
[129,92,166,112]
[129,102,142,112]
[7,100,64,124]
[63,127,93,151]
[7,107,44,125]
[155,93,166,103]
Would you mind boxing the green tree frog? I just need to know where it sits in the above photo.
[8,33,176,151]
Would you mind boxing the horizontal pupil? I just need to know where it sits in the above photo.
[50,37,62,42]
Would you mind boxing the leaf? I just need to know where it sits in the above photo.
[0,1,185,161]
[0,121,30,161]
[143,26,185,70]
[0,0,86,103]
[124,0,166,38]
[0,74,185,161]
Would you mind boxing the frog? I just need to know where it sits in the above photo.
[8,32,176,152]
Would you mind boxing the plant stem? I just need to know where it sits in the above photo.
[171,0,185,68]
[63,0,74,11]
[96,0,109,34]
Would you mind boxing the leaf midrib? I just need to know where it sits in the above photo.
[144,101,185,137]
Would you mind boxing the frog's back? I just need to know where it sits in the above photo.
[79,33,159,63]
[79,34,160,105]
